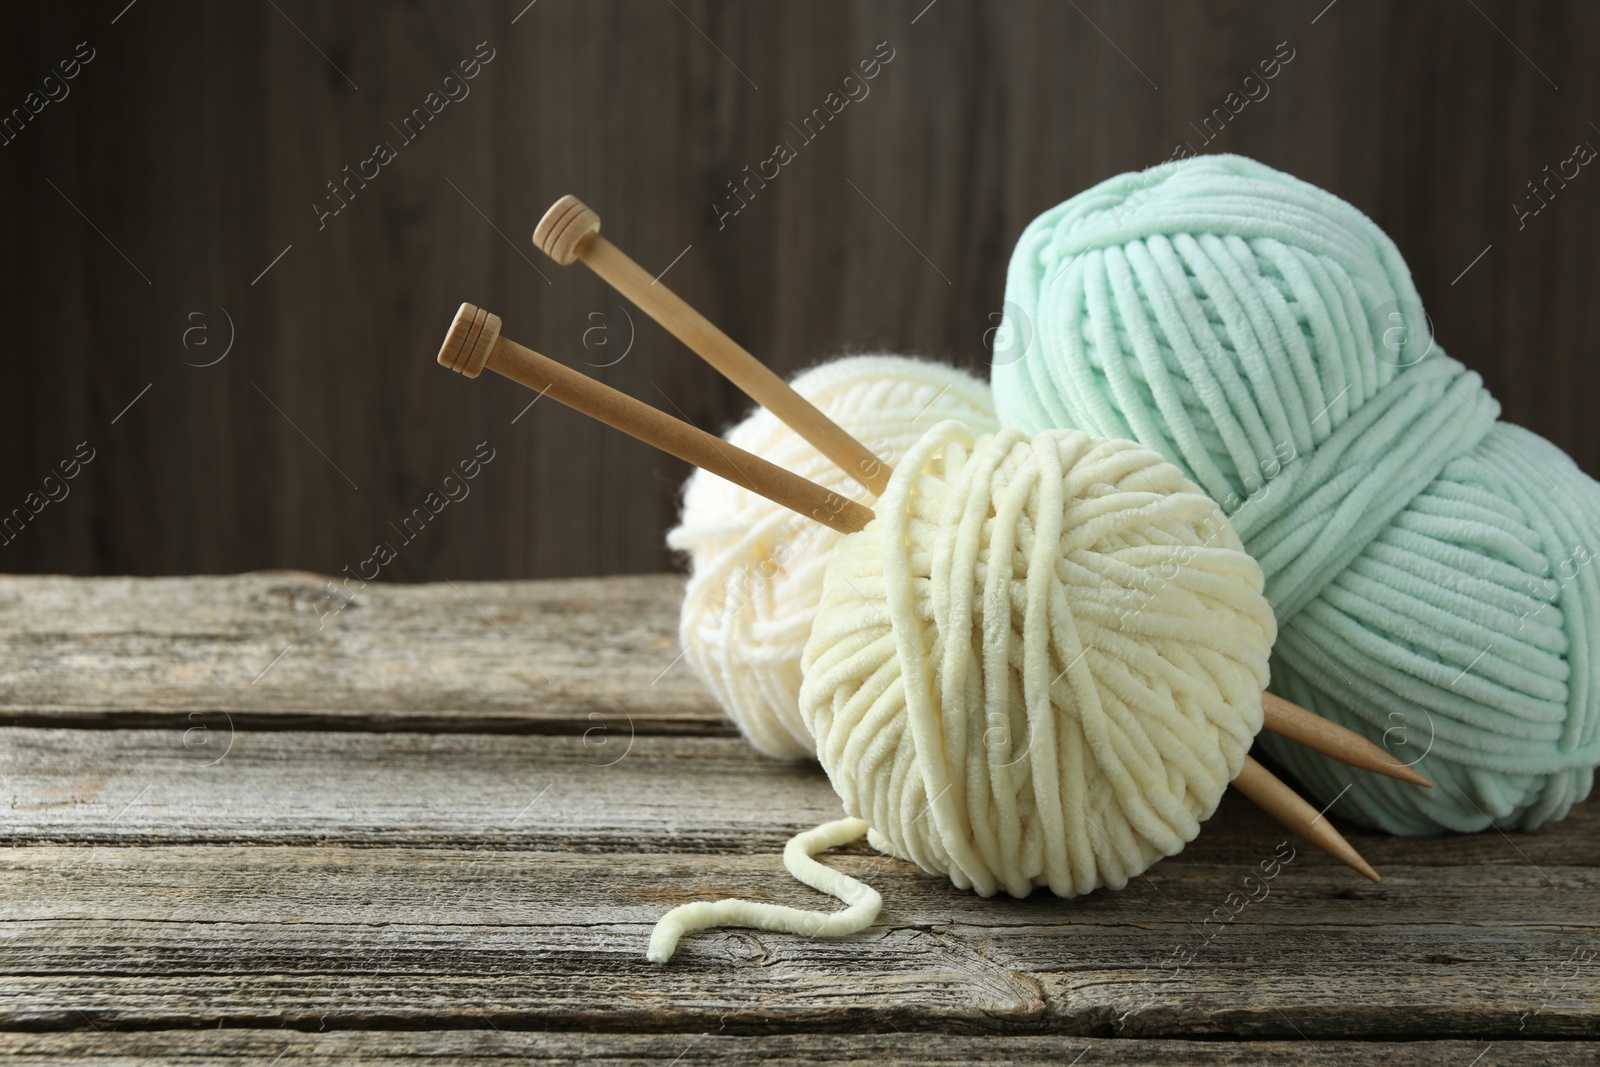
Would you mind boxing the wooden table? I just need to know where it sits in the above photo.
[2,573,1596,1064]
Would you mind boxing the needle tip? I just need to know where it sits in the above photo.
[1386,762,1433,788]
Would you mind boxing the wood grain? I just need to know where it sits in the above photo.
[0,572,722,732]
[3,1032,1595,1067]
[1,573,1596,1056]
[7,727,1594,866]
[3,843,1596,1036]
[1,1,1597,580]
[2,727,1595,1037]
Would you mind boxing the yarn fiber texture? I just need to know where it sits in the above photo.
[650,419,1275,959]
[802,421,1275,898]
[670,355,998,759]
[994,153,1600,833]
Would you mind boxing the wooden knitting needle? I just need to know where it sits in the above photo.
[529,207,1430,793]
[1263,692,1430,788]
[436,303,873,535]
[435,303,1381,882]
[1234,755,1381,882]
[531,201,1424,791]
[533,195,892,498]
[534,204,1429,796]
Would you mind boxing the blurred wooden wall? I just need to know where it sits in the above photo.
[2,0,1597,580]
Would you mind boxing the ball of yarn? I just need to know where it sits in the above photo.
[993,153,1600,833]
[800,421,1276,898]
[670,355,999,758]
[649,419,1276,961]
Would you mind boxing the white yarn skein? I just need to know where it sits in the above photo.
[807,422,1276,896]
[651,421,1276,961]
[670,355,999,758]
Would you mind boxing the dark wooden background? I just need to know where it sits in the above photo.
[2,0,1596,581]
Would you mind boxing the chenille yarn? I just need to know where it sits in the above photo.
[650,420,1276,961]
[670,355,998,758]
[993,153,1600,833]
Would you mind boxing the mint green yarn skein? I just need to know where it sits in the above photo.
[993,153,1600,834]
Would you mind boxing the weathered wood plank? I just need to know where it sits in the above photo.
[0,573,722,733]
[2,729,1595,1038]
[0,843,1595,1038]
[0,1031,1592,1067]
[4,729,1596,868]
[0,730,832,853]
[3,572,1597,1046]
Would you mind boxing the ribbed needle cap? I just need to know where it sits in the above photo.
[534,194,601,265]
[437,302,501,378]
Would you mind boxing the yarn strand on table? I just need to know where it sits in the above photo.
[646,817,880,964]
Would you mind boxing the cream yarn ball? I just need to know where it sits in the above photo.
[650,420,1276,962]
[802,422,1277,899]
[669,355,999,758]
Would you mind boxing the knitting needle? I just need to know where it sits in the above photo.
[527,210,1431,793]
[1233,755,1381,882]
[533,195,892,498]
[534,204,1430,795]
[1262,692,1430,787]
[436,305,1382,881]
[436,303,873,535]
